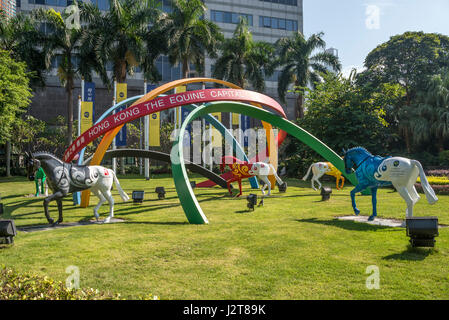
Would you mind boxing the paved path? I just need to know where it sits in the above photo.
[18,218,125,233]
[336,215,447,228]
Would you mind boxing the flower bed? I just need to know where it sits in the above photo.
[425,169,449,177]
[415,183,449,195]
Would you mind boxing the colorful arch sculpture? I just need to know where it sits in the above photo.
[67,78,288,207]
[171,101,358,224]
[63,86,288,206]
[84,148,229,189]
[76,94,259,190]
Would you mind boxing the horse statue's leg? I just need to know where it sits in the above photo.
[56,198,63,224]
[236,179,243,197]
[43,191,64,225]
[226,180,233,196]
[102,189,115,223]
[311,173,320,191]
[394,183,415,218]
[339,176,345,190]
[405,183,420,217]
[91,188,107,221]
[369,187,378,221]
[350,184,368,216]
[260,176,271,196]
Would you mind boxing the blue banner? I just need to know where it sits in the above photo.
[241,114,251,147]
[181,107,191,146]
[115,105,127,147]
[146,83,157,94]
[83,82,95,122]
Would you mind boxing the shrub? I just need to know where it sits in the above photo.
[0,266,123,300]
[0,266,158,300]
[415,183,449,195]
[438,150,449,166]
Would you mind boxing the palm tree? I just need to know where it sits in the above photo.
[212,18,275,91]
[157,0,223,79]
[410,71,449,152]
[0,12,46,86]
[80,0,163,86]
[32,8,91,146]
[276,32,341,119]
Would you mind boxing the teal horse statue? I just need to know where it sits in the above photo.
[343,147,438,221]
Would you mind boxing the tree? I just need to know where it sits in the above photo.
[410,71,449,152]
[282,72,398,176]
[33,7,90,146]
[157,0,223,78]
[0,51,33,176]
[363,31,449,152]
[212,18,275,91]
[275,32,341,119]
[0,12,46,86]
[80,0,164,86]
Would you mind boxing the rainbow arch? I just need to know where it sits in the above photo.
[63,79,357,224]
[64,78,288,207]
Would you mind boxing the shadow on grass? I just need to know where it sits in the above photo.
[122,221,189,226]
[383,246,435,261]
[296,218,400,232]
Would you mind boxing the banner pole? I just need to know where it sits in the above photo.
[112,80,117,173]
[144,81,150,180]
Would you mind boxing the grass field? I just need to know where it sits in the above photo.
[0,174,448,299]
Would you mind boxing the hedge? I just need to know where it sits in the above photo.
[0,266,156,300]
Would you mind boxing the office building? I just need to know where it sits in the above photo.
[18,0,303,121]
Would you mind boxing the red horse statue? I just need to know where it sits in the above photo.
[220,156,286,197]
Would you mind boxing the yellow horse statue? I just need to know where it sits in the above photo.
[302,162,345,190]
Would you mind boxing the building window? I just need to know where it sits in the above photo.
[211,10,253,26]
[28,0,68,5]
[260,0,297,6]
[259,16,298,31]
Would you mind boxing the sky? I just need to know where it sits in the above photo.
[303,0,449,77]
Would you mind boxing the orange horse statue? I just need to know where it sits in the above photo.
[302,162,345,191]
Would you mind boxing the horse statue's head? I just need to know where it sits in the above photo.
[25,152,40,181]
[342,147,372,174]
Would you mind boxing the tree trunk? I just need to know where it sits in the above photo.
[296,94,304,119]
[5,141,11,177]
[404,129,411,154]
[404,90,412,153]
[182,57,190,79]
[67,78,74,146]
[438,136,445,152]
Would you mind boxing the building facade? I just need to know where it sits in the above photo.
[0,0,16,18]
[18,0,303,122]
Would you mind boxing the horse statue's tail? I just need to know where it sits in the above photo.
[302,164,313,181]
[112,171,130,202]
[411,160,438,205]
[269,164,284,186]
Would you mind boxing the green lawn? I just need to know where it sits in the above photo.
[0,174,448,299]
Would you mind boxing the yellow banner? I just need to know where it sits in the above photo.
[211,112,221,122]
[210,112,222,147]
[149,112,160,147]
[232,113,240,125]
[175,86,186,124]
[116,83,127,103]
[81,101,93,146]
